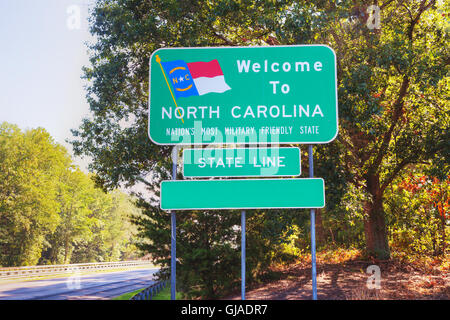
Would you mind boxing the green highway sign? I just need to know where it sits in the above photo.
[148,45,338,145]
[160,178,325,210]
[183,147,300,177]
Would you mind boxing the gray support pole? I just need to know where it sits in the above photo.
[241,210,246,300]
[308,145,318,300]
[171,147,178,300]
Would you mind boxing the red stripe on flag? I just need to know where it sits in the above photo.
[187,59,223,79]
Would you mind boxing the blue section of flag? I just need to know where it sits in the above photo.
[161,60,199,99]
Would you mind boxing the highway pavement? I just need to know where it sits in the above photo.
[0,267,159,300]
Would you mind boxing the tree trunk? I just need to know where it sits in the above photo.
[64,237,70,264]
[315,209,326,246]
[438,209,446,255]
[364,174,390,260]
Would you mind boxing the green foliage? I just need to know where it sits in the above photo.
[0,123,69,266]
[176,211,241,298]
[385,171,449,256]
[133,202,241,298]
[324,182,368,248]
[40,184,141,265]
[0,122,140,267]
[323,0,448,259]
[43,169,98,264]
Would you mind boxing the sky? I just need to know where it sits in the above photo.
[0,0,95,170]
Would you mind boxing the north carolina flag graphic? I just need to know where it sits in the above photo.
[161,59,231,99]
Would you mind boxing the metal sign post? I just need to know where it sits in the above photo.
[171,147,178,300]
[308,145,318,300]
[241,210,246,300]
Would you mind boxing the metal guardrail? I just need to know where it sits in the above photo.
[130,280,168,300]
[0,260,153,280]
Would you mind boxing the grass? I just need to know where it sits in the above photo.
[112,285,184,300]
[113,288,145,300]
[152,285,184,300]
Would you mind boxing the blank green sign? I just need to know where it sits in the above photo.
[160,178,325,210]
[183,147,300,177]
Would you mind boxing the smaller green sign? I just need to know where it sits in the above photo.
[160,178,325,210]
[182,147,300,177]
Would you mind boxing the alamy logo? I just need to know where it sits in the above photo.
[366,265,381,289]
[66,266,81,290]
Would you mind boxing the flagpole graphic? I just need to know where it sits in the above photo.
[156,55,184,124]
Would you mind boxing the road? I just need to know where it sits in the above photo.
[0,267,159,300]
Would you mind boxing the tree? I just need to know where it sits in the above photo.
[44,169,98,264]
[42,171,141,265]
[0,123,70,266]
[70,190,141,263]
[319,0,448,258]
[0,122,140,267]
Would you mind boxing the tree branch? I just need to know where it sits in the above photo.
[408,0,436,40]
[380,0,397,10]
[366,1,436,175]
[136,176,153,188]
[380,158,411,192]
[369,75,409,173]
[209,24,238,46]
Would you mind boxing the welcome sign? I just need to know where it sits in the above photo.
[149,45,338,145]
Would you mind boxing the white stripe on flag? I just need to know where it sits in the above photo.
[193,76,231,96]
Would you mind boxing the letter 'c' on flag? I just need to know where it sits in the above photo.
[161,59,231,99]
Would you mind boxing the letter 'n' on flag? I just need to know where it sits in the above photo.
[161,59,231,99]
